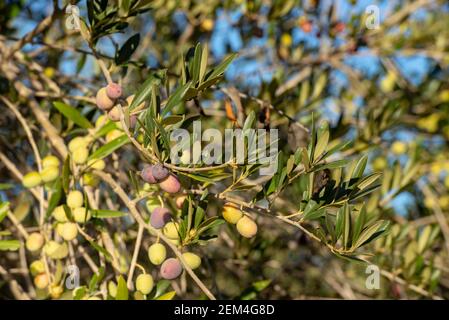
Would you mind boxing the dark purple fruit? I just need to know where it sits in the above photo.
[152,164,169,181]
[150,207,171,229]
[160,258,182,280]
[141,165,157,184]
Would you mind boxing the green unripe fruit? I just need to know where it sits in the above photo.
[72,147,89,164]
[160,258,183,280]
[95,114,108,128]
[148,243,167,265]
[163,222,179,240]
[108,281,117,298]
[82,173,100,187]
[87,158,105,171]
[96,87,115,110]
[40,166,59,183]
[26,233,44,252]
[30,260,45,276]
[57,222,78,241]
[44,241,68,259]
[23,171,42,188]
[222,203,243,224]
[182,252,201,270]
[236,216,258,238]
[34,273,49,289]
[135,274,154,295]
[68,137,88,153]
[73,207,91,223]
[42,155,60,168]
[159,174,181,194]
[67,190,83,208]
[52,205,68,222]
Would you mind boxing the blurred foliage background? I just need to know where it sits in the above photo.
[1,0,449,300]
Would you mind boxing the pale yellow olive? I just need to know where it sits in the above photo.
[30,260,45,276]
[22,171,42,188]
[96,87,115,110]
[72,147,89,164]
[52,205,68,222]
[222,204,243,224]
[73,207,91,223]
[163,222,179,240]
[43,241,68,259]
[148,243,167,265]
[68,137,88,153]
[26,233,45,252]
[236,216,258,238]
[57,222,78,241]
[182,252,201,270]
[40,166,59,183]
[42,155,60,168]
[108,281,117,298]
[49,284,64,299]
[87,158,105,170]
[135,274,154,295]
[66,190,83,208]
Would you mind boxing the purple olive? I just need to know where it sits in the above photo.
[159,174,181,194]
[106,83,123,100]
[141,165,157,184]
[160,258,183,280]
[150,207,171,229]
[152,164,169,181]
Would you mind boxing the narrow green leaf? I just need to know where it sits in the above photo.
[53,102,92,129]
[88,135,129,160]
[92,210,127,219]
[115,275,129,300]
[0,240,21,251]
[206,53,237,80]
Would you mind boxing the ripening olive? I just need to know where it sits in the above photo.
[150,207,171,229]
[40,166,59,183]
[96,87,115,110]
[141,165,157,184]
[67,190,83,208]
[152,164,169,181]
[182,252,201,270]
[106,82,123,100]
[159,174,181,194]
[175,195,186,209]
[148,243,167,265]
[107,106,121,121]
[160,258,183,280]
[72,147,89,164]
[26,233,44,252]
[22,171,42,188]
[135,274,154,295]
[44,241,69,259]
[73,207,91,223]
[42,155,60,168]
[30,260,45,276]
[52,205,68,222]
[34,273,49,289]
[222,204,243,224]
[68,136,88,153]
[163,221,179,240]
[236,216,258,238]
[87,158,105,171]
[57,222,78,241]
